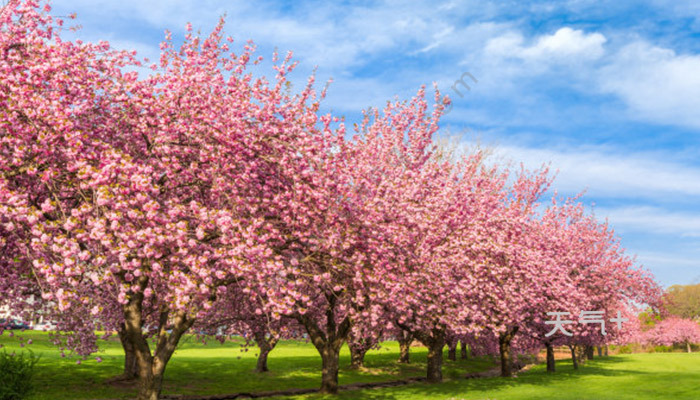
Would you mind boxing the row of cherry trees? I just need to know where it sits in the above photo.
[0,1,661,399]
[641,317,700,353]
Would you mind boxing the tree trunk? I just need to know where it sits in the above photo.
[400,326,445,383]
[447,343,457,361]
[256,349,271,373]
[597,346,603,357]
[569,344,578,370]
[425,335,445,383]
[136,370,164,400]
[397,330,413,364]
[298,293,351,394]
[349,344,366,369]
[106,324,139,382]
[586,345,594,360]
[123,276,194,400]
[545,342,555,373]
[577,345,587,365]
[131,315,191,400]
[460,341,468,360]
[320,343,341,393]
[253,332,278,373]
[122,334,139,379]
[604,345,609,356]
[687,341,692,353]
[499,327,518,377]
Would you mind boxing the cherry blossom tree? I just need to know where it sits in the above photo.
[645,317,700,353]
[248,85,456,392]
[1,1,338,398]
[365,149,507,382]
[0,0,146,363]
[525,198,660,371]
[197,279,304,373]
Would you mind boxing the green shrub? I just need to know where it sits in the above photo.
[653,345,673,353]
[617,344,633,354]
[0,350,40,400]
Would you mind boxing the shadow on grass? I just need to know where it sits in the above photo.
[13,333,690,400]
[292,357,654,400]
[162,352,495,395]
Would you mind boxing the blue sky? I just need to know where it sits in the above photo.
[50,0,700,287]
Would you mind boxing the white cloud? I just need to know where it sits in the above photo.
[416,26,456,53]
[462,25,700,132]
[483,142,700,286]
[488,144,700,199]
[55,0,487,71]
[484,27,607,64]
[636,252,700,269]
[54,1,700,131]
[465,27,609,106]
[596,206,700,237]
[598,41,700,129]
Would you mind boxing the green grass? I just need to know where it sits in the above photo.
[0,331,494,399]
[1,332,699,399]
[293,352,700,400]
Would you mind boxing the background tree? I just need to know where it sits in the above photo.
[645,316,700,353]
[663,284,700,320]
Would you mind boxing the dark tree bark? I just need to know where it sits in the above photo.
[348,328,374,369]
[447,342,457,361]
[256,349,271,373]
[545,342,555,373]
[349,344,367,369]
[407,327,446,383]
[460,340,468,360]
[597,346,603,357]
[397,330,413,364]
[498,327,518,377]
[106,323,139,382]
[425,334,445,383]
[319,341,342,393]
[348,339,368,369]
[124,276,195,400]
[568,344,579,370]
[585,345,594,360]
[577,345,587,365]
[604,345,609,356]
[253,331,278,373]
[297,292,351,394]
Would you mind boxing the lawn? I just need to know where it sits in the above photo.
[296,352,700,400]
[1,331,698,399]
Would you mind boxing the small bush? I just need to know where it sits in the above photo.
[653,345,673,353]
[0,350,40,400]
[616,344,633,354]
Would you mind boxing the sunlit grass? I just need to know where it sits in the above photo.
[0,331,493,399]
[293,352,700,400]
[1,331,698,399]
